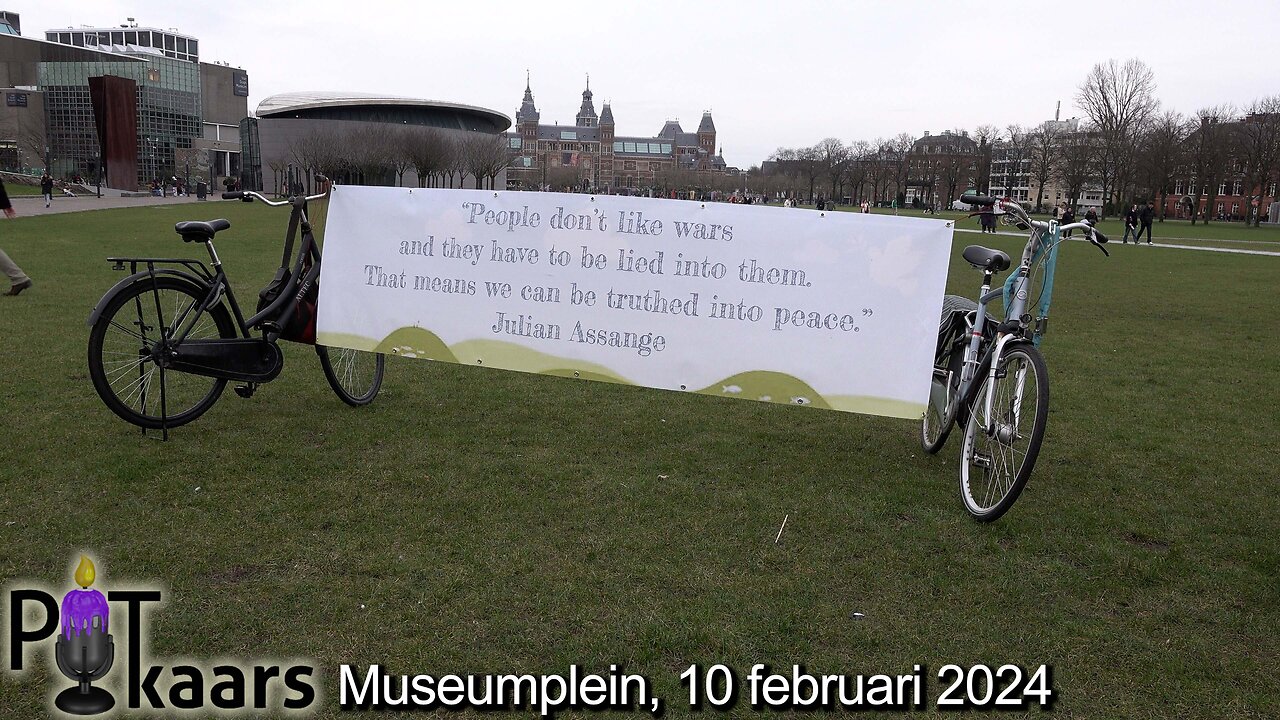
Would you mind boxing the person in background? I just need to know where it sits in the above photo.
[1061,204,1076,238]
[1135,201,1155,245]
[1084,206,1098,225]
[0,177,33,295]
[1122,204,1138,243]
[40,172,54,208]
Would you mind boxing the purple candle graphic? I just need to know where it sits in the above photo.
[54,555,116,715]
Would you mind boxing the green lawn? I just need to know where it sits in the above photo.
[0,201,1277,718]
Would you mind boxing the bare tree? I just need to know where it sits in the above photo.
[387,127,415,187]
[440,135,466,189]
[812,137,849,201]
[1056,129,1095,213]
[1075,58,1159,217]
[1234,96,1280,226]
[886,133,914,204]
[1134,110,1187,220]
[401,127,447,187]
[1026,123,1062,213]
[972,125,1001,194]
[460,134,514,190]
[1185,106,1235,225]
[337,124,396,186]
[796,144,824,201]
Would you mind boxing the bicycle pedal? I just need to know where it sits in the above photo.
[234,384,257,398]
[971,451,992,469]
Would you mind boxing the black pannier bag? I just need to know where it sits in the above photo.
[256,259,318,345]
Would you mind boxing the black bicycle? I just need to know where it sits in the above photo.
[87,185,385,436]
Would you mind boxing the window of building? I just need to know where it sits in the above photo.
[1175,180,1183,195]
[1216,202,1223,214]
[1270,183,1277,196]
[623,142,636,153]
[508,137,521,149]
[661,143,672,154]
[1231,202,1239,215]
[1218,182,1227,196]
[562,152,573,166]
[560,130,577,140]
[1233,181,1242,196]
[624,160,636,171]
[125,31,136,44]
[613,141,624,152]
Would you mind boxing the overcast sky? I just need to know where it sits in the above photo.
[9,1,1279,168]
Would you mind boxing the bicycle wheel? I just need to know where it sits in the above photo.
[921,329,964,454]
[316,345,385,406]
[959,344,1049,522]
[88,277,236,429]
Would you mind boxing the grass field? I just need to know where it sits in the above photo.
[1,198,1277,718]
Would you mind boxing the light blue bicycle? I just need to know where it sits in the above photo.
[922,194,1110,521]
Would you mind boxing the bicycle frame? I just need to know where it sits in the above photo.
[945,219,1066,433]
[93,195,323,346]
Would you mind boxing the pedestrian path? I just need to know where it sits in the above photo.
[8,192,207,218]
[954,227,1280,257]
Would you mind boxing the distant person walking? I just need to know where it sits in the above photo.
[1061,205,1076,238]
[1084,207,1098,225]
[0,177,33,296]
[40,172,54,208]
[1122,204,1138,243]
[1135,202,1155,245]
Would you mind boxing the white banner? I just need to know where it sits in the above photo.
[317,188,952,419]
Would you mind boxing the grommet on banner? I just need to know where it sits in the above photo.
[820,212,825,217]
[590,196,596,202]
[573,371,580,378]
[477,358,483,365]
[700,204,705,209]
[679,384,687,390]
[493,192,499,198]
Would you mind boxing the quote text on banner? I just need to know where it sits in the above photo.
[316,188,953,419]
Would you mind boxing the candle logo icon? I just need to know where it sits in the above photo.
[54,555,116,715]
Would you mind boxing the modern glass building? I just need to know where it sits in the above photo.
[39,52,200,183]
[0,15,246,189]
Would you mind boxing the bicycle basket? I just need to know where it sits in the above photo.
[256,265,318,345]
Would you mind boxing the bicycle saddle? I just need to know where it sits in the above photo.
[962,245,1010,272]
[174,219,231,242]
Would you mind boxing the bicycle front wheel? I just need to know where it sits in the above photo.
[959,344,1049,522]
[88,277,237,429]
[316,345,385,406]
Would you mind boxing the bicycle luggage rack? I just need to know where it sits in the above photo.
[106,257,215,441]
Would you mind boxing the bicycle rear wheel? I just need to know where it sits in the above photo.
[921,330,964,454]
[316,345,385,406]
[88,277,236,429]
[959,344,1049,522]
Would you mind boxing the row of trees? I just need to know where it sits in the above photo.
[754,59,1280,224]
[267,125,512,195]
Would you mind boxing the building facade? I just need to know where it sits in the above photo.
[504,77,727,193]
[0,13,247,189]
[241,91,511,194]
[904,130,980,207]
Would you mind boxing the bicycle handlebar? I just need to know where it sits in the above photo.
[1058,221,1110,256]
[221,189,330,206]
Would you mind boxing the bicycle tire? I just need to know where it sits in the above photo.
[958,344,1049,522]
[88,276,236,429]
[921,327,965,454]
[316,345,385,406]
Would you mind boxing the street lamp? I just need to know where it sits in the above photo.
[96,150,102,198]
